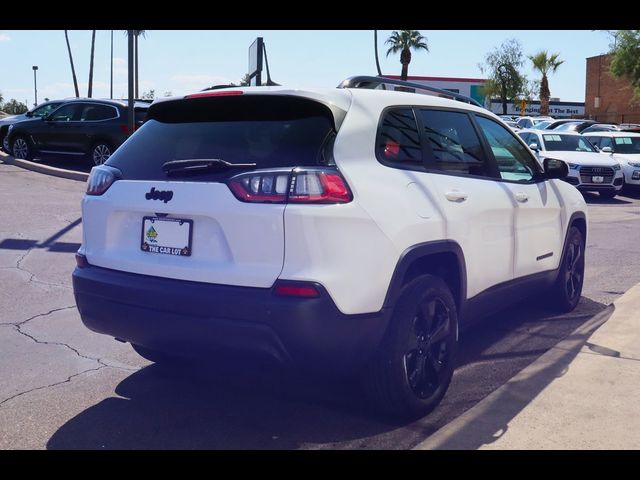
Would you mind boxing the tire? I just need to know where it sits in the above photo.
[599,190,617,199]
[11,136,32,160]
[362,274,458,419]
[550,226,585,312]
[89,141,113,166]
[131,343,175,364]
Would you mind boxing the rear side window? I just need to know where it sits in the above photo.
[419,109,489,176]
[106,95,337,181]
[376,108,422,165]
[80,104,118,121]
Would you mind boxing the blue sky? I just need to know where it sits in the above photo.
[0,30,613,107]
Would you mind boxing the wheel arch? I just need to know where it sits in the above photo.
[383,241,467,312]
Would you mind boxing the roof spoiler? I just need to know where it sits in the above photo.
[337,75,484,108]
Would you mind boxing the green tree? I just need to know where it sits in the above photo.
[385,30,429,81]
[88,30,96,97]
[3,99,28,114]
[141,89,155,100]
[479,38,526,115]
[529,51,564,116]
[240,73,251,86]
[609,30,640,97]
[0,90,4,109]
[163,91,173,97]
[64,30,80,97]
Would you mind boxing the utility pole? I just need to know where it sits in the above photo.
[127,30,134,135]
[32,65,38,107]
[110,30,114,99]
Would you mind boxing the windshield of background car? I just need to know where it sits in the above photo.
[542,134,597,152]
[106,95,338,181]
[612,136,640,154]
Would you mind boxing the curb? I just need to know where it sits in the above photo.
[0,152,89,182]
[414,283,640,450]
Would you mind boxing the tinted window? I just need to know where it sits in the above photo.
[50,104,82,122]
[542,134,596,152]
[377,108,422,165]
[598,137,613,149]
[419,109,489,176]
[585,136,603,148]
[107,97,336,181]
[611,136,640,153]
[518,132,531,144]
[81,104,118,121]
[32,103,62,118]
[476,116,538,182]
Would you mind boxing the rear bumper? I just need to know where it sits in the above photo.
[72,264,390,375]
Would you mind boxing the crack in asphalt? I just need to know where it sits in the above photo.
[0,365,108,408]
[0,305,77,327]
[3,248,72,290]
[0,305,139,408]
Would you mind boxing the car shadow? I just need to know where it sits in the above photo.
[46,295,609,450]
[30,156,92,173]
[581,192,632,205]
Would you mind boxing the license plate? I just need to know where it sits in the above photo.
[592,176,604,183]
[141,217,193,256]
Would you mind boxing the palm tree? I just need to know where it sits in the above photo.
[64,31,80,97]
[385,30,429,81]
[88,30,96,98]
[374,30,382,76]
[529,51,564,116]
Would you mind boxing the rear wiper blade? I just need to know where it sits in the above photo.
[162,159,257,176]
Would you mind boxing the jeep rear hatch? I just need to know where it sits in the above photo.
[81,93,347,288]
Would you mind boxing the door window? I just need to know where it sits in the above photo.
[476,116,539,182]
[50,104,82,122]
[419,109,490,177]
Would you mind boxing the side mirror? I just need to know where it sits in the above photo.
[528,142,539,151]
[543,157,569,179]
[601,146,613,153]
[25,111,33,118]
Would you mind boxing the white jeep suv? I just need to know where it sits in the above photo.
[73,79,587,418]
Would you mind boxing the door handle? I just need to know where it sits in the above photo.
[445,190,468,202]
[515,192,529,203]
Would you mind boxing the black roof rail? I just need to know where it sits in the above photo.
[337,75,484,108]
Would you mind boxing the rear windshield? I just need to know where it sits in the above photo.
[106,95,336,181]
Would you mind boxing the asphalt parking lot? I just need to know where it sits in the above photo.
[1,157,639,449]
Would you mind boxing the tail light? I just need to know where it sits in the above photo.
[273,280,320,298]
[86,165,122,196]
[227,168,352,204]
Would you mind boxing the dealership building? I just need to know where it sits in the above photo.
[383,75,585,118]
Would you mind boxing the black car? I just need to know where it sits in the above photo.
[0,100,65,153]
[7,99,149,165]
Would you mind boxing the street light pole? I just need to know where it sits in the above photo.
[32,65,38,107]
[110,30,113,99]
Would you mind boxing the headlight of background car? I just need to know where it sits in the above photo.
[628,162,640,168]
[567,163,579,170]
[612,163,621,170]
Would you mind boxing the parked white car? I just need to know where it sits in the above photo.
[73,78,587,418]
[583,132,640,188]
[518,130,624,198]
